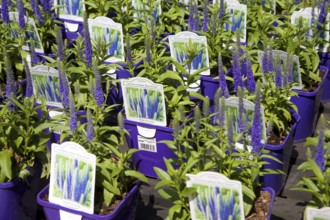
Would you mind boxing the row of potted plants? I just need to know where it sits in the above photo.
[0,0,329,219]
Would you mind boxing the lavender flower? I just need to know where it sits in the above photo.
[83,14,93,68]
[202,0,209,32]
[40,0,52,13]
[4,50,16,106]
[194,106,201,132]
[218,53,229,98]
[29,38,40,66]
[30,0,44,25]
[193,5,200,32]
[145,35,151,63]
[315,115,325,172]
[188,1,195,31]
[317,0,327,28]
[126,33,132,63]
[58,60,70,108]
[219,0,224,19]
[55,25,65,61]
[287,54,294,84]
[268,43,274,73]
[86,109,94,142]
[244,51,256,93]
[275,54,282,88]
[69,94,77,134]
[251,83,263,155]
[23,59,33,98]
[262,42,269,74]
[238,87,246,133]
[93,62,104,106]
[16,0,26,29]
[1,0,9,24]
[232,47,244,92]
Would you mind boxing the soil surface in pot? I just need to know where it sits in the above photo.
[266,119,294,145]
[302,69,326,92]
[246,190,271,220]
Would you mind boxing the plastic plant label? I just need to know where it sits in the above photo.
[305,207,330,220]
[132,0,162,23]
[121,77,167,127]
[169,31,210,76]
[54,0,85,22]
[49,142,97,215]
[291,8,330,52]
[59,210,82,220]
[257,50,303,90]
[49,110,64,135]
[222,97,267,151]
[223,0,247,43]
[8,12,44,53]
[138,135,157,152]
[186,171,244,220]
[30,65,63,108]
[88,17,125,63]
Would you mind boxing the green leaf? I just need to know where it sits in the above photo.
[124,170,148,183]
[154,167,171,182]
[0,150,13,181]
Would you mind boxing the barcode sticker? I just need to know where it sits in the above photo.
[138,135,157,152]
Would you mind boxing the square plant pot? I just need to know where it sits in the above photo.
[291,66,328,143]
[37,182,140,220]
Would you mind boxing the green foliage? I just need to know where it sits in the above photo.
[0,95,51,183]
[154,95,282,219]
[54,99,147,213]
[292,118,330,208]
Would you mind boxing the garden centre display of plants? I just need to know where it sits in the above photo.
[0,0,330,219]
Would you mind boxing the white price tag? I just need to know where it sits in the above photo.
[59,210,82,220]
[138,135,157,152]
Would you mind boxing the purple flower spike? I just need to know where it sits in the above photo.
[40,0,52,13]
[83,15,93,68]
[232,47,244,92]
[69,94,77,134]
[268,44,274,73]
[86,109,94,143]
[218,53,229,98]
[5,51,16,105]
[317,0,327,28]
[262,41,269,74]
[126,33,132,63]
[29,38,40,66]
[275,56,282,88]
[17,0,26,29]
[245,51,256,93]
[23,59,33,98]
[31,0,44,25]
[93,62,104,106]
[251,83,263,155]
[58,60,70,108]
[315,115,325,172]
[55,26,65,61]
[145,35,151,63]
[202,0,209,32]
[188,1,195,31]
[219,0,224,19]
[1,0,9,24]
[238,87,246,133]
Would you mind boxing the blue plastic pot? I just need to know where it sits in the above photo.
[0,179,28,220]
[37,182,140,220]
[291,66,328,142]
[318,52,330,103]
[262,111,300,195]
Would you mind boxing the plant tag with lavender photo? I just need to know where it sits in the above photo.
[222,97,266,152]
[121,77,167,126]
[222,0,247,43]
[169,31,210,76]
[54,0,85,22]
[186,171,244,220]
[291,8,329,52]
[305,207,330,220]
[258,50,303,90]
[49,142,96,215]
[8,12,44,53]
[30,65,63,108]
[132,0,162,23]
[88,17,124,63]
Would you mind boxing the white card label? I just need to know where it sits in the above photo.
[59,210,82,220]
